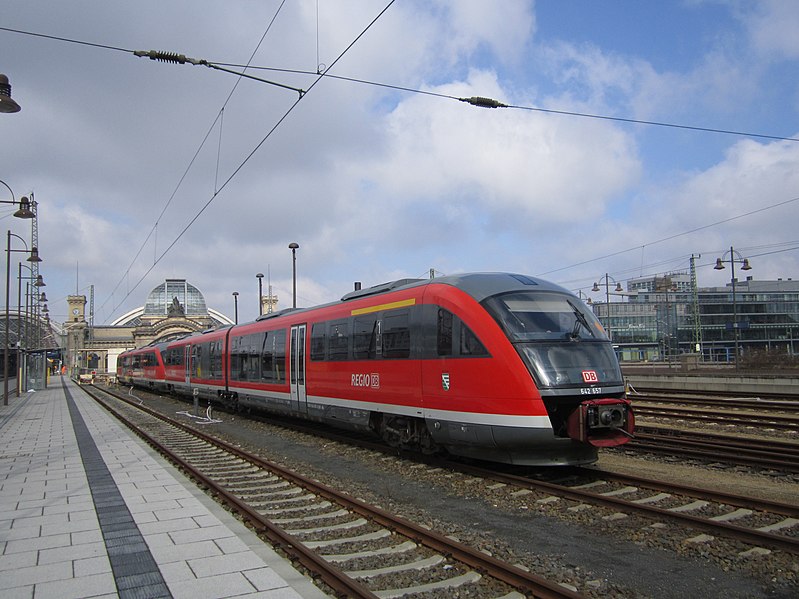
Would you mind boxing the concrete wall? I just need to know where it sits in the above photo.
[624,373,799,397]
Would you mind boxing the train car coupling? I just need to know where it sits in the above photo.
[566,398,635,447]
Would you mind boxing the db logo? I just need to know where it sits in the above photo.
[581,370,599,383]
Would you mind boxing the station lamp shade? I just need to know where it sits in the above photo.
[591,282,600,292]
[41,304,49,314]
[614,282,624,292]
[27,246,42,262]
[713,258,725,270]
[741,258,752,271]
[0,74,21,114]
[34,274,45,287]
[14,196,35,219]
[39,292,47,302]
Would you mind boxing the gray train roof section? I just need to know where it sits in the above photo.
[341,273,573,304]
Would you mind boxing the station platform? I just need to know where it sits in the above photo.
[0,378,329,599]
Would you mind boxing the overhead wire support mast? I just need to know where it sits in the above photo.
[133,50,305,98]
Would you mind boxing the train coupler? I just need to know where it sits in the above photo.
[566,398,634,447]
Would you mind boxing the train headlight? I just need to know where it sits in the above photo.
[599,406,624,426]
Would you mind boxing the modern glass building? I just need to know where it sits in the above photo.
[590,275,799,363]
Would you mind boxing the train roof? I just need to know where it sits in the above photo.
[342,272,571,304]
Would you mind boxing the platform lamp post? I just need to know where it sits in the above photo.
[256,273,264,316]
[714,246,752,367]
[289,243,299,309]
[592,274,624,342]
[1,183,36,405]
[0,74,22,113]
[4,232,40,405]
[232,291,239,325]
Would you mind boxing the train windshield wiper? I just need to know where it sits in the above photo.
[567,299,593,340]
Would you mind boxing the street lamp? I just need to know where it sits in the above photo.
[289,242,299,309]
[256,273,264,316]
[4,231,41,405]
[592,273,624,341]
[0,74,22,114]
[232,291,239,325]
[714,246,752,367]
[0,182,35,219]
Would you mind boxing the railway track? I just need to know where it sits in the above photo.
[81,383,584,599]
[432,461,799,557]
[630,392,799,413]
[629,403,799,431]
[624,425,799,473]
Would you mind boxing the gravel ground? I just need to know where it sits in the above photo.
[136,391,798,598]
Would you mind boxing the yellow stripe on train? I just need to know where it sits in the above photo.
[351,298,416,316]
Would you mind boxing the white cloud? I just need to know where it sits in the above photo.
[744,0,799,60]
[372,70,640,223]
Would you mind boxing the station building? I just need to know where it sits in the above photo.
[64,279,237,377]
[591,274,799,363]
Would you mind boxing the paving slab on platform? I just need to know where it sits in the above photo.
[0,378,329,599]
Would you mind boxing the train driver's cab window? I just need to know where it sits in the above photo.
[460,324,487,356]
[436,308,488,357]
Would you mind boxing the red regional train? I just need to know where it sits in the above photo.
[118,273,634,465]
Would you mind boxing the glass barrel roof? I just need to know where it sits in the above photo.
[143,279,208,316]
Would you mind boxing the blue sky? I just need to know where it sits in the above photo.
[2,1,798,326]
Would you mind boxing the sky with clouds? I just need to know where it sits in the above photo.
[2,0,798,327]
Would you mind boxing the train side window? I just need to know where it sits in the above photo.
[230,337,244,380]
[437,309,454,356]
[328,319,350,361]
[310,323,326,361]
[209,341,223,379]
[353,315,377,360]
[383,311,410,359]
[260,330,286,384]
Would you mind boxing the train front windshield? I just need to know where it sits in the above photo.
[482,291,622,389]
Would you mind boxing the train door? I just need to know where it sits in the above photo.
[290,324,307,413]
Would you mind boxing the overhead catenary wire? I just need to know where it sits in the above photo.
[3,24,798,145]
[537,195,799,279]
